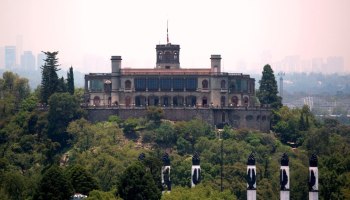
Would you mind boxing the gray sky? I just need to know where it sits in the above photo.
[1,0,349,74]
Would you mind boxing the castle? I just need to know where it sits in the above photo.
[84,36,271,132]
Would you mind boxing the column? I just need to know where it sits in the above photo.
[191,152,201,187]
[161,153,171,193]
[309,154,318,200]
[247,153,256,200]
[280,153,290,200]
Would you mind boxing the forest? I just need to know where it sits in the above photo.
[0,57,349,200]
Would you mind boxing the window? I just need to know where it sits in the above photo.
[125,80,131,90]
[173,78,184,91]
[231,96,238,107]
[202,97,208,107]
[90,80,103,92]
[135,78,146,91]
[221,80,226,89]
[221,96,226,106]
[147,78,159,91]
[93,96,100,106]
[160,78,172,91]
[186,77,197,91]
[202,80,209,89]
[244,96,249,107]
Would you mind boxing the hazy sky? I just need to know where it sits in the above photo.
[1,0,349,74]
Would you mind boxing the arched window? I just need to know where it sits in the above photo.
[202,97,208,107]
[244,96,249,107]
[231,96,238,107]
[202,80,209,89]
[93,96,100,106]
[125,80,132,90]
[221,80,226,89]
[221,96,226,107]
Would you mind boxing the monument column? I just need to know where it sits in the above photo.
[309,154,318,200]
[280,153,290,200]
[247,153,256,200]
[191,152,201,187]
[161,153,171,193]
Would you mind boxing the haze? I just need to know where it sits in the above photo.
[1,0,349,74]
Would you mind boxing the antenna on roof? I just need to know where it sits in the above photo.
[167,20,169,44]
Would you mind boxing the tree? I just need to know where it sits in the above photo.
[65,164,99,195]
[117,162,161,200]
[47,93,85,148]
[40,51,60,103]
[146,106,164,125]
[34,166,74,200]
[257,64,282,109]
[67,66,75,95]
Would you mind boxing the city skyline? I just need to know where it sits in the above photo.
[0,0,349,74]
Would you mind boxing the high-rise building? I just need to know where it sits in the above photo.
[37,53,45,70]
[21,51,36,71]
[5,46,16,70]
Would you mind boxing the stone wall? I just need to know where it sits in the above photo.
[86,107,271,132]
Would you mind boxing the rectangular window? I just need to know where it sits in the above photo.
[185,77,197,91]
[147,78,159,91]
[135,78,146,91]
[160,78,172,91]
[237,79,241,92]
[173,78,184,91]
[242,80,248,92]
[90,79,103,92]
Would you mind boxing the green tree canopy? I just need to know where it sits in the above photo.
[67,66,75,95]
[40,51,60,103]
[117,162,161,200]
[257,64,282,109]
[65,164,99,195]
[34,166,73,200]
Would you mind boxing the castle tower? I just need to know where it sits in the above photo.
[111,56,121,104]
[156,23,180,69]
[210,54,221,73]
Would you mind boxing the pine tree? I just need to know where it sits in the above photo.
[67,66,74,95]
[65,165,99,195]
[40,51,60,103]
[257,64,282,109]
[118,162,161,200]
[34,166,73,200]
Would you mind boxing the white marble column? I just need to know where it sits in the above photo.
[191,152,201,187]
[247,153,256,200]
[309,154,318,200]
[280,153,290,200]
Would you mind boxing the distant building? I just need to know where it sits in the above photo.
[5,46,16,70]
[84,43,256,108]
[21,51,36,71]
[84,39,271,132]
[0,46,4,69]
[37,53,46,70]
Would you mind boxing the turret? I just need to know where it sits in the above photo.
[111,56,122,73]
[210,55,221,73]
[111,56,121,105]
